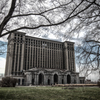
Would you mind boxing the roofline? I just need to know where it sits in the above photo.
[14,31,26,35]
[25,35,63,43]
[7,31,75,44]
[7,31,26,40]
[25,35,75,44]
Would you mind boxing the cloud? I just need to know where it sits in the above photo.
[87,71,99,82]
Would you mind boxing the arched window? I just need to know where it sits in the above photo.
[67,75,71,84]
[54,74,58,84]
[62,79,64,84]
[39,73,44,85]
[48,79,50,85]
[22,79,24,85]
[32,79,34,85]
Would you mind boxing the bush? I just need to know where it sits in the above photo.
[1,77,17,87]
[97,81,100,88]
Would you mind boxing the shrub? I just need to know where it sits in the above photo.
[1,77,17,87]
[97,81,100,88]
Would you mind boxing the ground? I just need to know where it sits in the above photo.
[0,86,100,100]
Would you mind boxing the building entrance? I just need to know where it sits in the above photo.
[32,79,34,85]
[67,74,71,84]
[39,73,44,85]
[54,74,58,84]
[48,79,50,85]
[62,79,64,84]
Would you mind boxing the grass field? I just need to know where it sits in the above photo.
[0,86,100,100]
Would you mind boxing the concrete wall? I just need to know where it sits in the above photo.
[24,69,80,85]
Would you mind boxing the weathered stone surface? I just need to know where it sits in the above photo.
[5,31,84,85]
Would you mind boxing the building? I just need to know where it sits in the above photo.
[79,77,85,84]
[5,31,83,85]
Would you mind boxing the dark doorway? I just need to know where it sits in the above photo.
[32,79,34,85]
[22,79,24,85]
[74,79,76,84]
[39,73,44,85]
[18,79,20,85]
[54,74,58,84]
[62,79,64,84]
[67,75,71,84]
[48,79,50,85]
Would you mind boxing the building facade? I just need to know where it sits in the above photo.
[5,31,83,85]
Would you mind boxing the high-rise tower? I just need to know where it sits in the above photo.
[5,31,83,85]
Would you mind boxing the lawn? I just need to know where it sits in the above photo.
[0,86,100,100]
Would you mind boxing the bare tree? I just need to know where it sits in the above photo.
[72,0,100,80]
[76,31,100,79]
[0,0,100,79]
[0,0,98,37]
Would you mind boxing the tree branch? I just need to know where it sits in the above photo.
[86,40,100,43]
[0,0,17,36]
[11,0,73,18]
[1,1,94,37]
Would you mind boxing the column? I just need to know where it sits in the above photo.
[76,74,79,84]
[73,44,76,72]
[64,75,67,84]
[58,75,62,84]
[26,72,32,85]
[5,44,9,76]
[32,46,33,68]
[63,42,69,70]
[51,75,54,85]
[36,74,39,85]
[21,35,25,71]
[34,73,36,85]
[17,43,20,75]
[44,74,47,85]
[49,48,50,69]
[9,41,14,76]
[37,47,38,68]
[34,73,39,85]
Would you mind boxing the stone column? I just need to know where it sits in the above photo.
[51,75,54,85]
[48,49,50,69]
[63,42,69,70]
[21,35,25,71]
[26,72,32,85]
[35,74,39,85]
[44,74,47,85]
[64,75,67,84]
[58,75,62,84]
[34,73,38,85]
[13,43,17,76]
[76,74,79,84]
[34,73,36,85]
[17,43,20,75]
[8,40,14,76]
[71,75,73,84]
[73,44,76,72]
[5,42,10,76]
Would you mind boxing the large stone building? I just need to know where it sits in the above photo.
[5,31,84,85]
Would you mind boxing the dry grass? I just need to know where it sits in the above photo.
[54,84,97,87]
[0,86,100,100]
